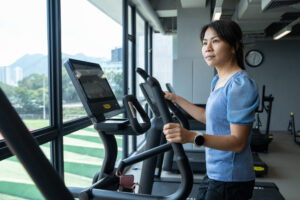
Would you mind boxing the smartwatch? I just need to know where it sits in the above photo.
[194,133,205,146]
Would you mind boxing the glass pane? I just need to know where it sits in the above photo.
[0,0,50,138]
[64,126,122,187]
[128,41,133,94]
[136,14,145,100]
[128,6,132,35]
[0,142,51,199]
[153,33,173,90]
[61,0,123,121]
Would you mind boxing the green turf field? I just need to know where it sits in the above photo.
[0,120,122,199]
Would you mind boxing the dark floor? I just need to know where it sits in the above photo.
[127,131,300,199]
[256,131,300,200]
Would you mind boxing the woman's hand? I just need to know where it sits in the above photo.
[163,123,195,144]
[164,91,177,103]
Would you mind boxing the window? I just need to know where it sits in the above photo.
[61,0,123,121]
[153,34,173,90]
[61,0,123,186]
[0,0,49,139]
[136,14,145,100]
[0,142,51,199]
[64,126,122,187]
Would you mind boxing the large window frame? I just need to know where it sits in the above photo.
[0,0,154,178]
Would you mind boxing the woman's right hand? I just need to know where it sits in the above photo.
[164,91,177,103]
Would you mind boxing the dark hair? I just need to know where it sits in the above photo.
[200,20,245,69]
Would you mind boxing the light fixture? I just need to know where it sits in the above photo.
[212,7,222,21]
[273,17,300,40]
[273,26,292,40]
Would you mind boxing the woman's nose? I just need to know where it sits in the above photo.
[205,42,213,52]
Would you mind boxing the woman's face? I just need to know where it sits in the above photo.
[201,27,235,67]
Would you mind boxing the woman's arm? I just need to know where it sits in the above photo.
[203,124,251,152]
[163,123,251,153]
[165,91,206,124]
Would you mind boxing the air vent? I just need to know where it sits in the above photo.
[262,0,299,11]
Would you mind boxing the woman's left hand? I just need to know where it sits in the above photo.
[163,123,192,144]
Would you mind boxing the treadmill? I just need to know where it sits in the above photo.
[251,85,274,153]
[136,67,285,200]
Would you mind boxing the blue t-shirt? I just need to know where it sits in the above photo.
[205,70,259,182]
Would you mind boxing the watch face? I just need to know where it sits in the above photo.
[245,50,263,67]
[195,135,204,146]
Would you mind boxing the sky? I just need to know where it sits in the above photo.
[0,0,122,66]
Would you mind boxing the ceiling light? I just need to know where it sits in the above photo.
[273,17,300,40]
[212,7,222,21]
[273,27,291,40]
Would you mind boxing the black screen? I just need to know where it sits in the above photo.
[73,64,114,100]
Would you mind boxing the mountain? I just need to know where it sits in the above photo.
[8,53,48,77]
[5,53,110,77]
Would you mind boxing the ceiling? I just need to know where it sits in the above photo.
[147,0,300,40]
[89,0,300,40]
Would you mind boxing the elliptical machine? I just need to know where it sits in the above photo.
[0,58,195,200]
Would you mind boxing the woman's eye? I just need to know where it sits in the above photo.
[202,42,207,45]
[213,40,219,43]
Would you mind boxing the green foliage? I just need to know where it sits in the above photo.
[1,68,123,117]
[105,70,123,100]
[62,67,80,103]
[18,74,47,90]
[0,82,15,98]
[15,74,49,115]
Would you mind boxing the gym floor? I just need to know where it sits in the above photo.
[127,131,300,200]
[257,131,300,200]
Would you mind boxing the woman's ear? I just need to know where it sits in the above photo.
[231,46,236,54]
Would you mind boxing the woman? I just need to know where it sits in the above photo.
[163,20,259,200]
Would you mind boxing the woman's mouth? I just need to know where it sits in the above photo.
[205,56,215,60]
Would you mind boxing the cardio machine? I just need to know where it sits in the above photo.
[136,68,285,200]
[287,112,300,145]
[163,81,267,177]
[165,83,206,131]
[0,59,195,200]
[64,58,193,199]
[163,83,206,174]
[251,85,274,153]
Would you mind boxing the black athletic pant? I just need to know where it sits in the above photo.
[196,175,255,200]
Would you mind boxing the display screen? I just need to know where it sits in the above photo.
[72,64,114,100]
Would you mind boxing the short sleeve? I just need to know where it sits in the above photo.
[227,76,259,125]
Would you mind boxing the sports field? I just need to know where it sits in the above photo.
[0,120,122,200]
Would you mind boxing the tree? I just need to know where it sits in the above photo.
[18,74,46,90]
[105,70,123,100]
[14,73,49,115]
[62,67,80,103]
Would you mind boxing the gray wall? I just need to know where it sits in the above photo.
[173,6,214,103]
[172,6,300,132]
[245,40,300,131]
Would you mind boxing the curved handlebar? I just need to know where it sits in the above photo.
[166,100,190,129]
[147,77,193,200]
[123,95,151,134]
[136,68,150,81]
